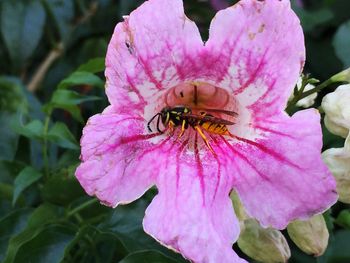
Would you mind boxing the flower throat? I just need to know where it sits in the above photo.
[147,84,238,153]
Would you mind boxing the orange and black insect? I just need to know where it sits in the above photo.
[147,106,237,152]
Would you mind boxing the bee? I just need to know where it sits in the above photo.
[147,106,237,152]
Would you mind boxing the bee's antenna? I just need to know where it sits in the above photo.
[156,114,163,133]
[147,113,160,132]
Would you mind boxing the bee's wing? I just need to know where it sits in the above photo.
[184,114,235,125]
[198,108,238,117]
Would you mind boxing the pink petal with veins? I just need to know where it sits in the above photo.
[76,0,338,262]
[228,109,337,229]
[143,132,246,263]
[77,106,246,262]
[105,0,203,114]
[76,106,162,207]
[205,0,305,117]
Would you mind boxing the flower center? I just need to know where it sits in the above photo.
[145,82,251,154]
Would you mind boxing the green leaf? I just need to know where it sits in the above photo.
[98,199,158,252]
[0,162,25,217]
[319,230,350,263]
[0,183,13,202]
[13,167,43,206]
[0,208,33,262]
[2,204,66,263]
[77,58,105,73]
[47,122,78,150]
[61,225,128,262]
[51,89,101,105]
[41,172,85,206]
[323,209,335,232]
[58,71,104,89]
[0,161,25,185]
[333,20,350,67]
[43,90,100,122]
[14,225,74,263]
[98,198,187,262]
[0,0,46,70]
[0,113,20,161]
[56,150,80,169]
[52,104,84,123]
[93,231,128,261]
[292,6,333,32]
[0,184,13,219]
[42,0,74,42]
[0,77,28,161]
[120,250,179,263]
[0,77,27,113]
[27,203,64,229]
[3,225,74,263]
[335,210,350,230]
[12,120,44,140]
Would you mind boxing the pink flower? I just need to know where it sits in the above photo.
[75,0,337,262]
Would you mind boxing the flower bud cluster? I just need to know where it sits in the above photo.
[231,193,329,262]
[322,84,350,204]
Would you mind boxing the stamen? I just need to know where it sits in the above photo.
[194,126,216,155]
[178,120,186,138]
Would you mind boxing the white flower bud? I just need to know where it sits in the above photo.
[287,214,329,256]
[289,77,317,108]
[322,136,350,204]
[322,84,350,138]
[238,219,290,263]
[296,78,317,108]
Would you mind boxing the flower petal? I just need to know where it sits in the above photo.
[75,106,166,207]
[143,135,246,263]
[225,110,337,229]
[105,0,203,113]
[205,0,305,117]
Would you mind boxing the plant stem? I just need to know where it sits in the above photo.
[67,198,98,218]
[286,77,339,113]
[27,43,64,92]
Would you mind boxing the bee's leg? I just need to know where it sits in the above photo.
[168,120,175,134]
[178,120,186,138]
[194,126,215,154]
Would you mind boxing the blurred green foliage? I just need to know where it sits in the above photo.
[0,0,350,262]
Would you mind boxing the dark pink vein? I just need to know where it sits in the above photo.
[254,124,296,139]
[232,135,302,170]
[194,133,206,206]
[221,136,271,181]
[234,48,269,95]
